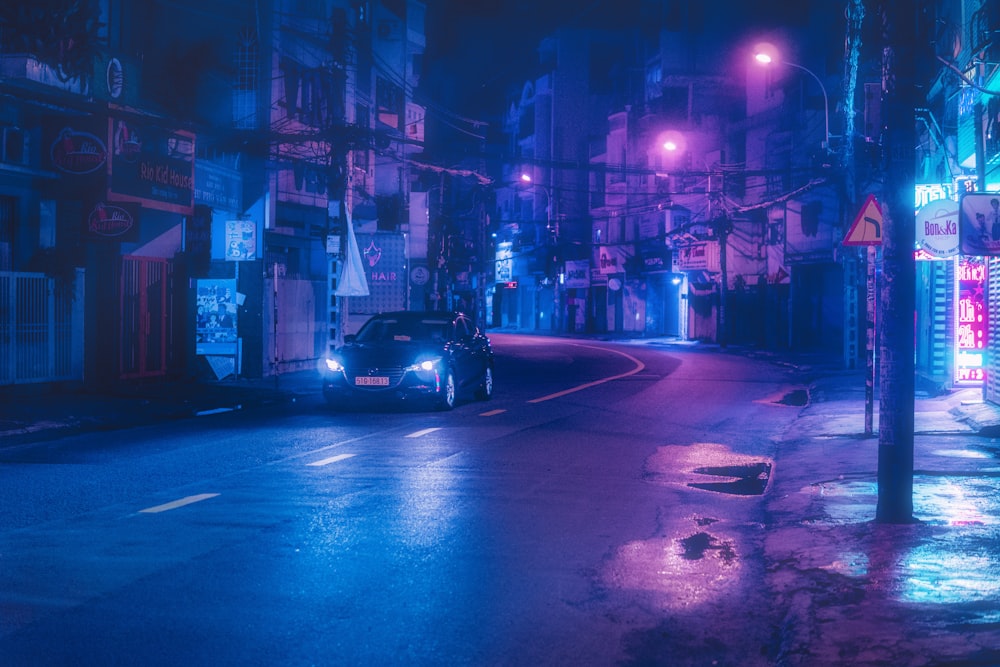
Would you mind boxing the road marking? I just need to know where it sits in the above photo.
[307,453,357,467]
[528,344,646,403]
[480,409,506,416]
[139,493,220,514]
[406,427,441,438]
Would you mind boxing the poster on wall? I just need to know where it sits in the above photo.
[195,278,238,356]
[225,220,257,261]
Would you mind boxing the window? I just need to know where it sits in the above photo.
[376,76,403,129]
[0,196,14,270]
[2,126,26,164]
[662,86,689,122]
[234,29,258,129]
[645,62,662,102]
[40,200,55,248]
[591,164,606,209]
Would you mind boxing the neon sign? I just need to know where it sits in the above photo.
[955,256,987,385]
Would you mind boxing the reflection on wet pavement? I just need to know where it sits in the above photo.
[603,527,741,611]
[806,468,1000,612]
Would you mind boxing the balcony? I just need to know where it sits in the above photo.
[0,54,88,96]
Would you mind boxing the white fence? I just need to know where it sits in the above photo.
[0,270,84,385]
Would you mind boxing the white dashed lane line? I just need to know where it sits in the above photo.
[479,409,506,416]
[406,427,441,438]
[139,493,220,514]
[307,453,357,467]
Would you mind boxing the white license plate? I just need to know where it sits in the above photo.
[355,376,389,386]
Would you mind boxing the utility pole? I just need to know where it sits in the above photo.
[876,0,918,523]
[717,214,729,348]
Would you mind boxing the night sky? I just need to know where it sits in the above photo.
[420,0,822,143]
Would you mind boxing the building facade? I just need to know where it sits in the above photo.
[0,0,426,388]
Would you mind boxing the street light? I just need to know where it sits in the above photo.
[519,173,555,240]
[519,172,561,330]
[754,43,830,149]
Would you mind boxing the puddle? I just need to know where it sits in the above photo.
[776,389,809,406]
[680,531,737,563]
[688,462,772,495]
[603,530,741,610]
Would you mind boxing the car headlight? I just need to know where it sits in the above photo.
[325,357,345,372]
[405,357,442,373]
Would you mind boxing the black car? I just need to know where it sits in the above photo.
[322,310,494,410]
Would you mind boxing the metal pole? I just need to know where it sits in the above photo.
[865,245,876,435]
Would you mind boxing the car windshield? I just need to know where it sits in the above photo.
[355,317,451,343]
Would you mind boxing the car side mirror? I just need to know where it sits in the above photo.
[344,334,356,344]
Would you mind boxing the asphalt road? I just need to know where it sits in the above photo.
[0,335,808,666]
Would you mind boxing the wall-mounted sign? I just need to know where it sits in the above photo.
[955,256,986,386]
[108,114,195,215]
[85,201,138,240]
[495,241,513,282]
[106,57,124,99]
[563,259,589,289]
[915,199,959,258]
[674,242,708,270]
[50,127,107,175]
[596,245,627,275]
[194,160,242,211]
[959,192,1000,256]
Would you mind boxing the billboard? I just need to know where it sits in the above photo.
[955,257,987,385]
[347,232,408,314]
[108,114,195,215]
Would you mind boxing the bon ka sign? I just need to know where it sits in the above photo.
[915,199,959,258]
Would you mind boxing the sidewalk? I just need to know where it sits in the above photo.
[0,368,323,447]
[766,366,1000,666]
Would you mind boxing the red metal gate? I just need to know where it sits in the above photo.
[120,256,170,379]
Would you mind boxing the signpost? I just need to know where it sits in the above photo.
[844,194,883,435]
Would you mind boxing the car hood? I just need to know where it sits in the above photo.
[335,341,446,368]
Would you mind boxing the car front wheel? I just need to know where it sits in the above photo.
[475,366,493,401]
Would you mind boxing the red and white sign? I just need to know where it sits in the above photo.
[843,194,883,246]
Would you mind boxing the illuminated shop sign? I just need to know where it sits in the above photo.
[955,256,986,386]
[915,199,958,258]
[915,184,950,210]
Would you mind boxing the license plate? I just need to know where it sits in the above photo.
[355,376,389,386]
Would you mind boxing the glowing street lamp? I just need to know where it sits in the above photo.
[518,172,554,234]
[754,43,831,149]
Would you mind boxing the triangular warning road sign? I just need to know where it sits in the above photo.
[843,194,883,246]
